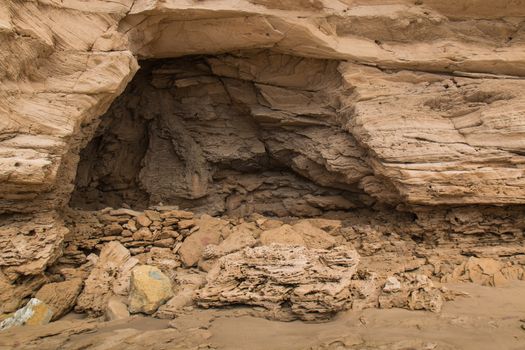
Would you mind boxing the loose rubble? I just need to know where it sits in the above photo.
[1,206,524,332]
[75,241,138,316]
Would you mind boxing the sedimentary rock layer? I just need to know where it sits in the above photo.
[2,0,525,216]
[1,0,525,319]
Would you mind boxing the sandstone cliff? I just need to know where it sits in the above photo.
[1,0,525,329]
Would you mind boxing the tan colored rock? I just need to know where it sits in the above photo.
[442,257,519,287]
[202,223,258,259]
[105,296,130,321]
[259,225,305,247]
[144,210,161,222]
[34,278,83,321]
[155,271,206,319]
[160,210,194,220]
[0,272,47,314]
[379,274,444,313]
[195,244,360,321]
[2,0,525,218]
[302,219,342,235]
[0,214,67,280]
[0,298,53,330]
[126,220,138,232]
[292,221,337,249]
[136,215,152,228]
[105,223,123,236]
[2,0,525,316]
[75,242,138,316]
[177,219,196,230]
[128,265,173,314]
[133,227,155,241]
[178,215,230,267]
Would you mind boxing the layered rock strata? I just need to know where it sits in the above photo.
[195,244,360,321]
[2,0,525,329]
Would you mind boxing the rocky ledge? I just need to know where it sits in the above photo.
[1,0,525,342]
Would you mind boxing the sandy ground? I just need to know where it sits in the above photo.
[1,282,525,350]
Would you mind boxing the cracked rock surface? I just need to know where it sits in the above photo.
[195,244,360,321]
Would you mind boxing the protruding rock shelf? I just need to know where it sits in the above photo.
[1,0,525,344]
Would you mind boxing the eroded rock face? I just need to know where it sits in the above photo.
[2,0,525,328]
[195,244,360,321]
[1,0,524,218]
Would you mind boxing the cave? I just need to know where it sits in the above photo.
[69,51,369,217]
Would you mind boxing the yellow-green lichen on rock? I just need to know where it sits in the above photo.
[0,298,53,330]
[128,265,173,314]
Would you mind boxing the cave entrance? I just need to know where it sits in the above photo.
[69,51,366,217]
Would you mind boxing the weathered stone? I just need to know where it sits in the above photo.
[154,238,175,248]
[379,274,444,313]
[34,278,83,320]
[195,244,360,321]
[0,299,53,330]
[202,224,257,259]
[136,215,152,228]
[144,210,161,222]
[133,227,155,241]
[128,265,173,314]
[177,219,196,230]
[105,296,130,321]
[160,210,194,220]
[105,223,123,236]
[443,257,514,287]
[292,221,337,249]
[259,225,305,247]
[75,242,138,316]
[109,209,142,217]
[178,216,230,267]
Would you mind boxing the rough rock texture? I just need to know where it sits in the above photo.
[75,241,138,316]
[195,244,360,321]
[0,298,53,330]
[2,0,525,219]
[2,0,525,330]
[378,274,444,313]
[105,296,130,321]
[128,265,173,314]
[34,278,83,321]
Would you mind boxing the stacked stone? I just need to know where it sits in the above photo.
[94,207,199,255]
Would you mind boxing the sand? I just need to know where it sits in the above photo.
[1,282,524,350]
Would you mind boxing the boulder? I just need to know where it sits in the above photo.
[202,223,258,259]
[379,274,444,313]
[292,221,337,249]
[75,241,138,316]
[0,298,53,330]
[195,244,360,321]
[136,215,152,228]
[128,265,173,314]
[34,278,83,320]
[442,257,522,287]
